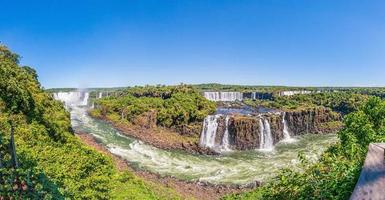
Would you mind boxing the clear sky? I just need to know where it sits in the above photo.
[1,0,385,88]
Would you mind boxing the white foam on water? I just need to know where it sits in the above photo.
[55,89,338,185]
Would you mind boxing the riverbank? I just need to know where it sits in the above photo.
[89,111,218,155]
[76,132,251,200]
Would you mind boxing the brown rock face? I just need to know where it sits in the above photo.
[267,115,284,144]
[228,114,284,150]
[225,107,342,150]
[215,116,227,145]
[285,107,342,135]
[229,116,260,150]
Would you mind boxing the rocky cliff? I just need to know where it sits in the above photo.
[285,107,342,135]
[125,106,342,152]
[220,107,341,150]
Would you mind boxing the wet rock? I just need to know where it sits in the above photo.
[286,107,342,135]
[226,107,342,150]
[229,115,260,150]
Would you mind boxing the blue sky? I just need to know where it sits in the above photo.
[1,0,385,88]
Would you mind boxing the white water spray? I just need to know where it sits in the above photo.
[220,115,231,151]
[259,117,274,150]
[204,92,243,102]
[199,115,221,148]
[282,112,296,143]
[53,91,89,107]
[53,89,338,185]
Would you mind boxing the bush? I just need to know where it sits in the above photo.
[225,97,385,200]
[0,45,180,199]
[94,85,216,129]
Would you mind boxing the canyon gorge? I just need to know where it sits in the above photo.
[52,89,341,186]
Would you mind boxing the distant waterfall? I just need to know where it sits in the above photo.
[259,117,274,150]
[279,90,312,96]
[200,115,220,148]
[53,91,89,107]
[220,116,231,151]
[98,92,103,99]
[204,92,243,102]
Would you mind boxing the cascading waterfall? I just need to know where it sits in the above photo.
[53,91,89,107]
[282,112,291,139]
[200,114,232,152]
[200,112,296,151]
[53,89,338,185]
[81,92,89,106]
[252,92,256,100]
[98,92,103,99]
[199,115,221,148]
[220,115,231,151]
[259,117,274,150]
[282,112,296,143]
[204,92,243,102]
[259,119,265,149]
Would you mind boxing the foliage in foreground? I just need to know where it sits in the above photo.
[225,97,385,200]
[0,45,180,199]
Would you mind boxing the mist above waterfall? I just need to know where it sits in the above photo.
[53,90,89,107]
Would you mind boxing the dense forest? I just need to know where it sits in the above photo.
[225,97,385,199]
[91,85,216,129]
[2,44,385,199]
[0,45,180,199]
[244,92,369,115]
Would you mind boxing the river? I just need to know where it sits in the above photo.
[67,102,337,185]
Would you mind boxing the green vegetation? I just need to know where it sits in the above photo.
[193,83,328,93]
[3,44,384,199]
[245,92,369,114]
[194,83,385,95]
[0,45,180,199]
[92,85,216,129]
[224,97,385,200]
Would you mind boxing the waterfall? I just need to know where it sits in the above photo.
[252,92,256,100]
[259,117,274,150]
[282,112,291,140]
[53,91,89,107]
[81,92,89,106]
[279,90,313,96]
[98,92,103,99]
[282,112,296,143]
[263,119,273,150]
[220,116,231,151]
[199,115,220,148]
[200,114,232,152]
[259,119,265,149]
[204,92,243,102]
